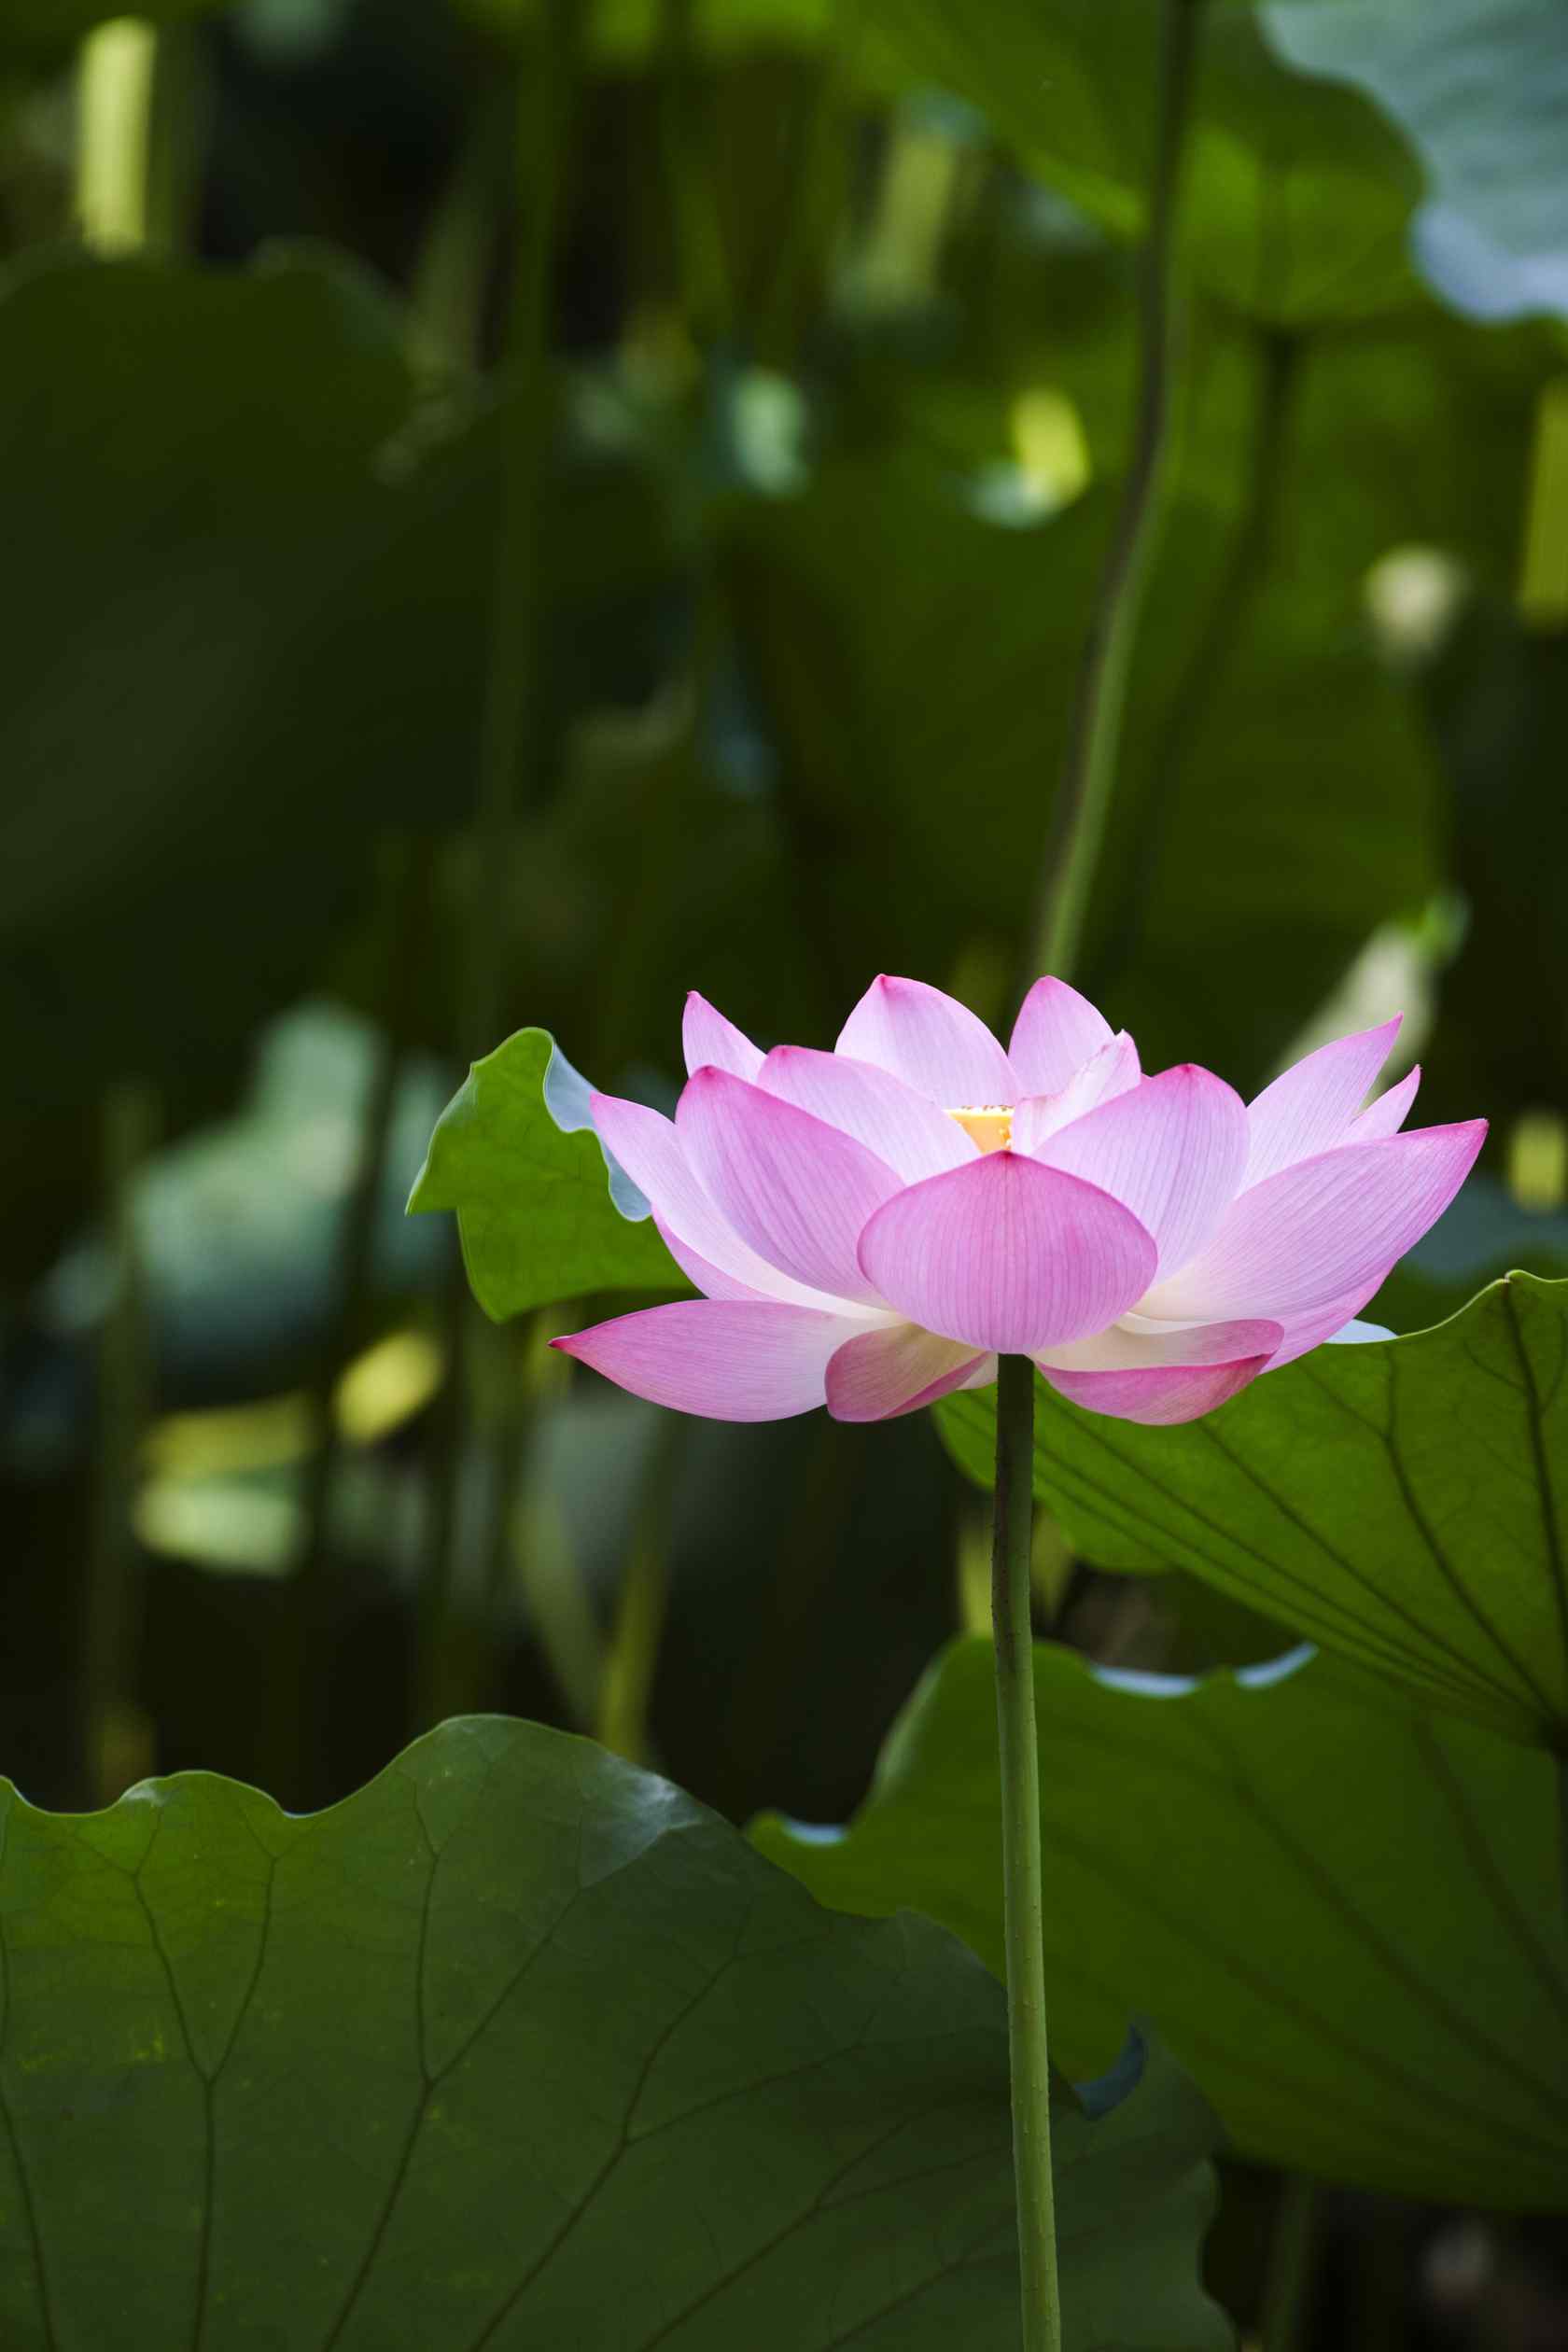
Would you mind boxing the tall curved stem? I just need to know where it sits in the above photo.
[1029,0,1208,984]
[470,0,578,1055]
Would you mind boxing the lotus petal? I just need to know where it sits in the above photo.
[835,974,1015,1106]
[1040,1315,1281,1425]
[1349,1065,1421,1142]
[592,1091,841,1309]
[678,1068,903,1304]
[857,1151,1156,1355]
[553,1301,863,1420]
[1012,1032,1141,1152]
[826,1324,988,1421]
[1143,1123,1487,1324]
[1008,975,1115,1097]
[682,991,763,1081]
[1027,1064,1247,1279]
[758,1046,978,1183]
[1244,1017,1401,1186]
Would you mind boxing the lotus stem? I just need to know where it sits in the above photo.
[430,2,578,1735]
[1029,0,1208,985]
[470,0,578,1056]
[1260,2175,1323,2351]
[77,18,203,257]
[82,1082,157,1804]
[597,1411,685,1764]
[991,1352,1061,2351]
[290,838,426,1800]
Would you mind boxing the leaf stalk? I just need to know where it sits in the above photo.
[1028,0,1209,986]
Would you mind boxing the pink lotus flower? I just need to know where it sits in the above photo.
[553,976,1485,1427]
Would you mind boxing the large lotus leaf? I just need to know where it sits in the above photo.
[0,248,468,1103]
[860,0,1158,238]
[0,1715,1228,2350]
[1281,307,1561,592]
[755,1640,1568,2208]
[1184,10,1423,325]
[0,250,668,1106]
[861,0,1420,322]
[1374,1178,1568,1339]
[409,1028,687,1317]
[1267,0,1568,322]
[937,1275,1568,1748]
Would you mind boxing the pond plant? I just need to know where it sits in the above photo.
[548,973,1486,2349]
[4,0,1566,2343]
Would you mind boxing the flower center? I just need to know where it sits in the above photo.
[947,1104,1013,1153]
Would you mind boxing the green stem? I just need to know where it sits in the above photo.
[427,5,574,1732]
[469,1,577,1057]
[596,1413,684,1764]
[406,91,508,385]
[481,1317,537,1617]
[76,18,203,255]
[76,11,189,1804]
[1259,2175,1323,2352]
[1028,0,1207,984]
[751,40,851,366]
[991,1353,1060,2352]
[82,1082,158,1803]
[514,1468,606,1731]
[413,1243,469,1729]
[1354,2201,1407,2350]
[655,0,729,335]
[418,1296,541,1726]
[716,1417,858,1812]
[77,18,158,250]
[288,836,425,1800]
